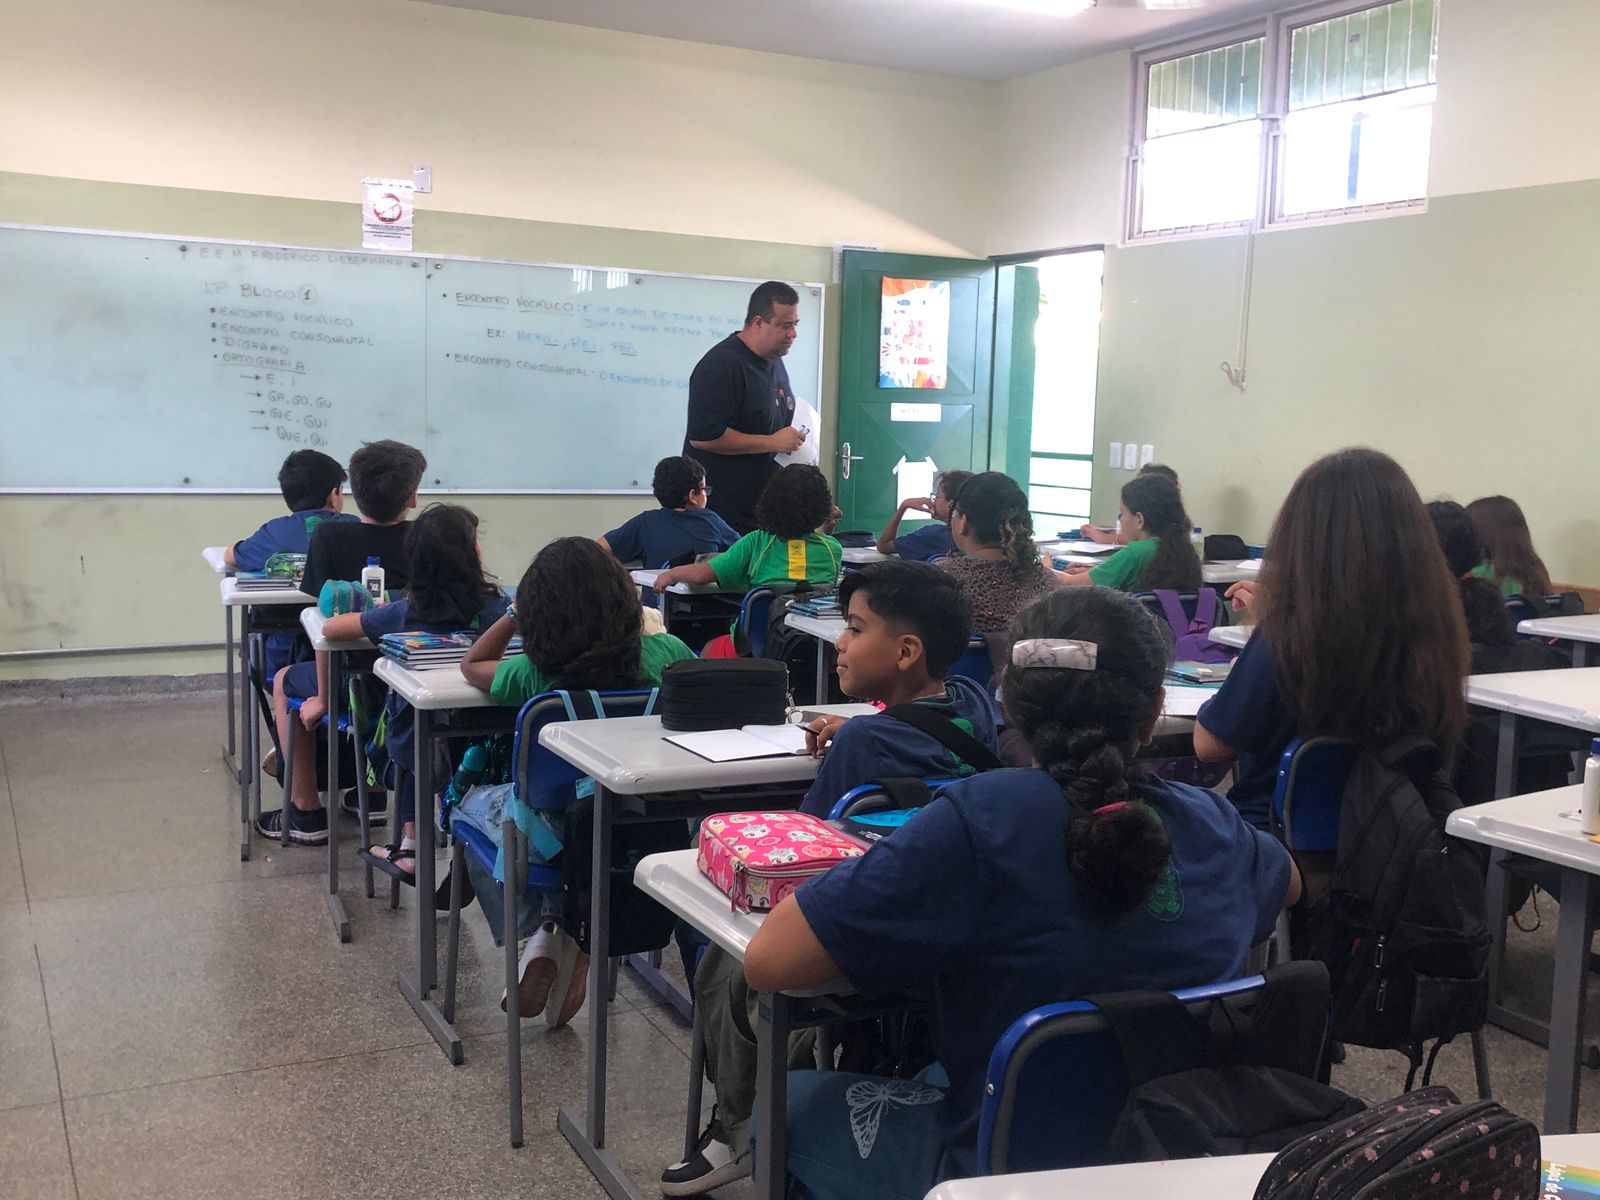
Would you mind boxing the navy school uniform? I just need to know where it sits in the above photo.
[1194,631,1298,829]
[891,522,954,562]
[794,770,1291,1182]
[604,506,739,609]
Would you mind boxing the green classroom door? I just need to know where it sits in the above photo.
[834,250,996,533]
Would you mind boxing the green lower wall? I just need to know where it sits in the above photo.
[1092,178,1600,585]
[0,172,836,680]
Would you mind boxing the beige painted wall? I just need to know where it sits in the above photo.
[1,0,992,257]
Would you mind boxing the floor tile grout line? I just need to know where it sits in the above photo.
[33,943,83,1200]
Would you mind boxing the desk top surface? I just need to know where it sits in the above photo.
[784,613,846,642]
[842,547,890,564]
[539,703,875,794]
[630,569,740,596]
[1466,667,1600,730]
[202,545,229,574]
[1202,560,1262,585]
[220,577,312,607]
[1518,613,1600,643]
[372,656,506,711]
[922,1134,1600,1200]
[299,606,373,653]
[1446,785,1600,873]
[1208,624,1253,649]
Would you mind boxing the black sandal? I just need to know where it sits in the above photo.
[358,842,416,887]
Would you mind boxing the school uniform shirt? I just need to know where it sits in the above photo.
[1087,536,1160,592]
[301,520,413,606]
[1470,563,1524,599]
[488,630,696,709]
[795,770,1291,1179]
[708,531,843,590]
[800,676,1000,817]
[892,522,954,562]
[683,332,796,535]
[1194,632,1298,828]
[232,507,357,674]
[934,555,1060,634]
[603,507,739,569]
[361,593,509,768]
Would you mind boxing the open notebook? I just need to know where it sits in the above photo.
[663,723,811,763]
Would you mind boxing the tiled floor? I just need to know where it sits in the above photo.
[1,688,1597,1199]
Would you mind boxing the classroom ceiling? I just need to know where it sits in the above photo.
[415,0,1292,82]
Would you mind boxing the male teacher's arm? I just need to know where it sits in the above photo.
[688,426,806,455]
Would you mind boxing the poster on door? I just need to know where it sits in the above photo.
[878,278,950,390]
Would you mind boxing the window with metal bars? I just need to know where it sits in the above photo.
[1128,0,1441,240]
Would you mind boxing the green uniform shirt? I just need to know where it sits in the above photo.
[708,531,843,590]
[1470,562,1523,598]
[1088,536,1160,592]
[489,631,696,708]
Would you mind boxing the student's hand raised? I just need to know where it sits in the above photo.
[1225,579,1259,615]
[768,426,807,454]
[805,715,847,757]
[900,497,935,516]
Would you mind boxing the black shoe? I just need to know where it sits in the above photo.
[340,787,389,826]
[660,1110,749,1196]
[255,806,330,846]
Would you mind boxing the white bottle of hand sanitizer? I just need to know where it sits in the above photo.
[361,556,385,606]
[1582,739,1600,836]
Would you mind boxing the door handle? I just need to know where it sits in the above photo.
[840,441,865,480]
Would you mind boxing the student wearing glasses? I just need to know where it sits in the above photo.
[598,455,740,580]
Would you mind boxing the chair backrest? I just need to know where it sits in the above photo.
[977,975,1270,1175]
[1506,592,1585,636]
[947,636,992,686]
[826,778,959,821]
[1271,736,1358,853]
[510,688,660,812]
[737,586,779,658]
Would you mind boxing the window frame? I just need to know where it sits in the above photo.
[1126,0,1438,244]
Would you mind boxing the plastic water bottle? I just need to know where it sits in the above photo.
[361,556,385,605]
[1582,739,1600,836]
[1191,525,1205,557]
[442,743,490,819]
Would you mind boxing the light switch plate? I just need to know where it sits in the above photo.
[413,165,433,194]
[1123,442,1141,470]
[1140,444,1154,467]
[1108,441,1122,468]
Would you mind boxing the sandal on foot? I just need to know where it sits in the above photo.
[359,841,416,885]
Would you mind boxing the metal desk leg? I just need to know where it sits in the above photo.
[558,784,649,1200]
[324,652,350,943]
[223,603,240,781]
[1545,869,1595,1133]
[238,610,255,862]
[625,953,694,1024]
[813,640,828,704]
[398,708,464,1064]
[1494,712,1520,800]
[752,991,792,1200]
[1576,643,1590,669]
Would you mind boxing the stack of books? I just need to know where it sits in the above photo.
[233,552,307,592]
[789,593,841,618]
[378,631,523,669]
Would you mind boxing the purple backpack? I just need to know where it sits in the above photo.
[1153,588,1233,664]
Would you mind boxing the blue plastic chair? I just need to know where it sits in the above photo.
[826,778,958,822]
[947,637,993,687]
[976,975,1272,1175]
[1271,737,1357,853]
[439,687,658,1147]
[737,586,780,658]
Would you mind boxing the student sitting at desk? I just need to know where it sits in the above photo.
[1465,494,1553,600]
[598,455,739,578]
[226,449,357,686]
[741,587,1297,1200]
[258,439,424,844]
[460,537,696,1029]
[933,471,1058,633]
[1053,473,1200,593]
[1079,461,1179,544]
[650,463,843,596]
[1193,448,1469,828]
[662,559,999,1197]
[873,468,972,561]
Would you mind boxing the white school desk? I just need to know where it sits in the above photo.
[842,547,890,565]
[221,578,313,862]
[1202,560,1261,586]
[1465,667,1600,800]
[538,704,873,1200]
[922,1133,1600,1200]
[1209,625,1253,650]
[1518,614,1600,667]
[203,546,241,781]
[372,655,518,1063]
[298,607,376,944]
[784,613,846,700]
[630,569,744,638]
[1449,787,1600,1134]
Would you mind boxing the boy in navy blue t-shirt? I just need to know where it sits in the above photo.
[600,455,738,578]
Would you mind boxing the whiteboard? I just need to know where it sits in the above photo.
[0,225,824,492]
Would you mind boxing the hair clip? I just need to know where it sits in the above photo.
[1092,801,1127,816]
[1011,638,1098,672]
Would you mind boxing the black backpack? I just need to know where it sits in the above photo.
[1305,737,1490,1081]
[1092,962,1365,1162]
[736,584,837,705]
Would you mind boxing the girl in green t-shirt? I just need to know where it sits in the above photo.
[1465,494,1552,599]
[1056,473,1201,593]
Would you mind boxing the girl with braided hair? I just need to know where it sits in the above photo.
[935,470,1061,632]
[744,587,1298,1198]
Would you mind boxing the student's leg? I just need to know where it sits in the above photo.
[783,1069,946,1200]
[277,661,323,812]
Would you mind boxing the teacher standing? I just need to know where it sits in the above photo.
[683,280,808,534]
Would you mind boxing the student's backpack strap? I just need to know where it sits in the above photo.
[1154,588,1217,637]
[880,703,1003,773]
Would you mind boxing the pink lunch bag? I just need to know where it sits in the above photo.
[698,811,867,913]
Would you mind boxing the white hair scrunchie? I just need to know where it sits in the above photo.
[1010,638,1098,672]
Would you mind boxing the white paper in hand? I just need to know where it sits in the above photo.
[775,396,820,467]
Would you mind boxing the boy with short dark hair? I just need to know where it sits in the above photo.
[257,439,426,845]
[874,467,972,561]
[661,559,998,1196]
[598,455,739,572]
